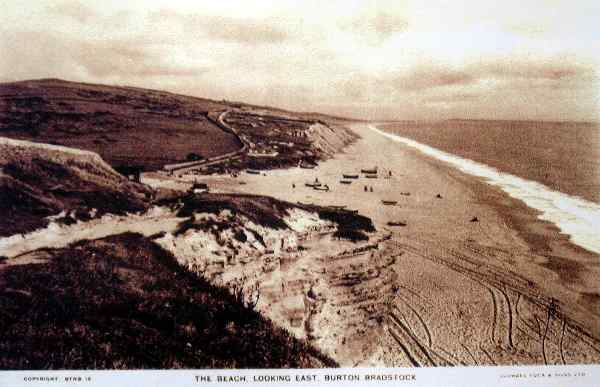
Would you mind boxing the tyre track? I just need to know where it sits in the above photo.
[389,238,600,364]
[479,344,497,365]
[394,296,433,348]
[461,343,479,365]
[498,285,515,348]
[388,310,436,366]
[434,346,466,366]
[487,287,498,345]
[387,326,421,367]
[560,319,567,365]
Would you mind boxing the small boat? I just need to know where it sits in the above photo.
[400,192,410,196]
[299,161,317,169]
[342,174,359,179]
[387,221,407,227]
[246,169,261,174]
[365,174,378,179]
[328,205,347,210]
[340,180,352,184]
[314,185,330,192]
[381,200,398,205]
[305,182,322,188]
[361,167,378,174]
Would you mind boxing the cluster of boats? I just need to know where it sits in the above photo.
[302,167,404,206]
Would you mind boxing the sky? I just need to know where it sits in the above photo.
[1,0,599,121]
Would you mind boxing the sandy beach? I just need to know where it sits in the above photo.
[156,123,600,366]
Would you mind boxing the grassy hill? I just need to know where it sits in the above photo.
[0,233,336,369]
[0,137,153,237]
[0,79,242,170]
[0,79,358,171]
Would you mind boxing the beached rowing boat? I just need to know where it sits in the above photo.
[305,182,322,188]
[342,174,359,179]
[340,180,352,184]
[381,200,398,205]
[365,174,378,179]
[246,169,261,174]
[387,221,406,226]
[298,161,317,169]
[361,167,377,174]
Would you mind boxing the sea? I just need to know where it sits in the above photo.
[375,120,600,254]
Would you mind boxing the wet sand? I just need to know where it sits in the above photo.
[150,123,600,366]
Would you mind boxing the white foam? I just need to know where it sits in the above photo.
[370,125,600,255]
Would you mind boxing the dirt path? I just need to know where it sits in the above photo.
[0,207,184,261]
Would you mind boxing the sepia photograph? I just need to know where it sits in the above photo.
[0,1,599,386]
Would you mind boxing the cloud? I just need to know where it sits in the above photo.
[470,58,594,81]
[423,93,480,103]
[1,1,598,121]
[0,29,207,83]
[202,16,292,44]
[46,2,97,23]
[151,10,293,45]
[341,10,409,45]
[382,58,595,94]
[76,39,209,79]
[390,66,475,91]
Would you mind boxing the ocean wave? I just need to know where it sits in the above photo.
[371,125,600,255]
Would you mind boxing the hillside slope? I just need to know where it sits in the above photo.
[0,79,242,170]
[0,79,358,171]
[0,233,336,369]
[0,137,153,237]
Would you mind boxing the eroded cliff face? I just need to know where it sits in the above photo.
[307,122,357,158]
[155,207,336,282]
[155,202,398,366]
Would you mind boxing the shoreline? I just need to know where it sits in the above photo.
[369,125,600,255]
[161,122,600,365]
[365,124,600,339]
